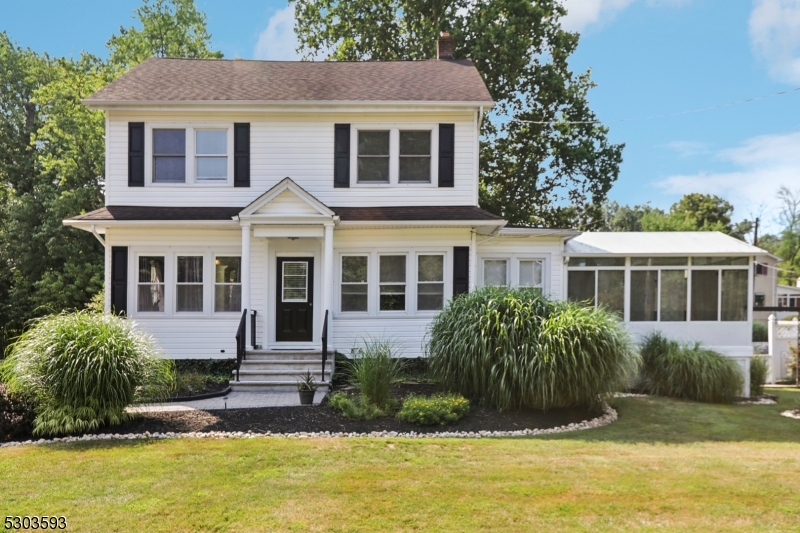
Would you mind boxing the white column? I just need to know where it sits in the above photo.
[470,230,477,291]
[323,224,334,321]
[241,225,251,348]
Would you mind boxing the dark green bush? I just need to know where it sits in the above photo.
[396,394,470,425]
[329,392,386,420]
[427,287,638,410]
[639,333,743,403]
[752,322,768,342]
[0,311,175,436]
[750,356,769,397]
[1,383,34,442]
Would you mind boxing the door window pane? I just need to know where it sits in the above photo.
[598,270,624,316]
[153,129,186,182]
[519,260,543,288]
[138,256,165,312]
[196,130,228,181]
[380,255,406,311]
[417,255,444,311]
[630,270,658,321]
[358,131,390,183]
[341,256,368,312]
[283,261,308,302]
[215,256,241,312]
[484,260,507,287]
[399,131,431,183]
[176,256,203,312]
[660,270,687,322]
[722,270,748,321]
[567,271,595,305]
[691,270,719,321]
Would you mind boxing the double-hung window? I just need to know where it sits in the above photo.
[519,260,544,291]
[357,131,390,183]
[176,256,203,312]
[215,256,241,312]
[195,130,228,181]
[399,131,431,183]
[153,129,186,183]
[483,259,508,287]
[417,255,444,311]
[137,256,165,312]
[379,255,406,311]
[341,256,368,312]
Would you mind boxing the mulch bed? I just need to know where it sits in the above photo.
[90,383,599,436]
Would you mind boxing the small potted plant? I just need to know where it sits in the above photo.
[296,370,318,405]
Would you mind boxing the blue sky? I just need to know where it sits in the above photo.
[4,0,800,233]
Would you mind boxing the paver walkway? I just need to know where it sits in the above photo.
[127,390,327,413]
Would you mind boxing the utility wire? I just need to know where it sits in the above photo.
[514,86,800,125]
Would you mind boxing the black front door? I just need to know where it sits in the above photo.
[276,257,314,342]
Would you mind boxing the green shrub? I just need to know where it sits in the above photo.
[396,394,470,426]
[329,392,386,420]
[639,333,743,403]
[427,287,638,410]
[752,322,768,342]
[0,311,175,436]
[347,338,404,410]
[750,356,769,397]
[1,383,34,442]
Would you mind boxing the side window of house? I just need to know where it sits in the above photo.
[358,131,390,183]
[196,130,227,181]
[399,131,431,183]
[417,255,444,311]
[215,256,241,312]
[379,255,406,311]
[483,259,508,287]
[153,129,186,183]
[341,256,368,312]
[138,256,165,312]
[176,256,203,312]
[519,260,543,291]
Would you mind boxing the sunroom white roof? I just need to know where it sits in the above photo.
[565,231,768,256]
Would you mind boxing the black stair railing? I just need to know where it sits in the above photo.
[250,309,257,349]
[321,310,329,382]
[234,308,247,382]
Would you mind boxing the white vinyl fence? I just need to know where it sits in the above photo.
[767,315,798,383]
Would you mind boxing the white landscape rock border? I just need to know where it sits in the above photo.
[781,410,800,420]
[0,406,618,448]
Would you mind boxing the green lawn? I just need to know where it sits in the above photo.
[2,390,799,532]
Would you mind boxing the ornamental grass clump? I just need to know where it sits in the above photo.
[639,333,743,403]
[427,287,638,410]
[347,338,404,410]
[750,356,769,397]
[0,311,175,437]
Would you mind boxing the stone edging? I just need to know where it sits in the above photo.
[0,406,618,448]
[781,410,800,420]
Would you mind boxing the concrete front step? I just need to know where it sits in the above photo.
[229,380,331,393]
[234,370,329,382]
[234,362,333,373]
[245,350,323,361]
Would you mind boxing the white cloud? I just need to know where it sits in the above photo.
[664,140,712,157]
[749,0,800,83]
[254,5,301,61]
[560,0,691,32]
[655,131,800,230]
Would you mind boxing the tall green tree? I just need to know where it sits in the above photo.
[291,0,624,228]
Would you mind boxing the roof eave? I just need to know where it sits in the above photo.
[82,99,496,111]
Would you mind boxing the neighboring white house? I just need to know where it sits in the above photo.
[64,36,767,395]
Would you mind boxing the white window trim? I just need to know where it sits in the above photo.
[145,122,234,187]
[478,254,550,292]
[333,249,452,318]
[129,247,241,318]
[416,253,446,312]
[213,254,242,315]
[350,124,439,187]
[339,254,370,315]
[480,257,510,288]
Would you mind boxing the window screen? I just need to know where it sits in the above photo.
[153,129,186,182]
[358,131,390,183]
[399,131,431,183]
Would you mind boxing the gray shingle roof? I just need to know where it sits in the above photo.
[85,57,494,104]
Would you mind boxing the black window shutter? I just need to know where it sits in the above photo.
[453,246,469,296]
[438,124,455,188]
[128,122,145,187]
[111,246,128,316]
[234,123,250,187]
[334,124,350,188]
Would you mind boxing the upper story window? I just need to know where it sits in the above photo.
[153,129,186,183]
[358,131,390,183]
[196,130,228,181]
[353,126,435,185]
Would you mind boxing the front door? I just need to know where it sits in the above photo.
[276,257,314,342]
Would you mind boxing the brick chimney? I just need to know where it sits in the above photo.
[437,32,454,60]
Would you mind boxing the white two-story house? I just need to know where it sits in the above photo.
[65,35,767,394]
